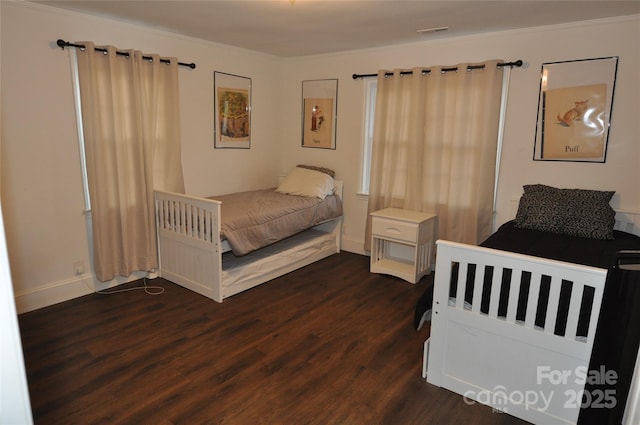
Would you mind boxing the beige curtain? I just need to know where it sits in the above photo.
[365,60,504,250]
[76,42,185,281]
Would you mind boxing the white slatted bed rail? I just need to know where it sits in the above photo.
[424,210,640,425]
[425,241,606,424]
[155,191,223,301]
[155,180,343,302]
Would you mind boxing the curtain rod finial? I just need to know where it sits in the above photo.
[57,39,67,50]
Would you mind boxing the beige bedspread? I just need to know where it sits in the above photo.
[208,189,342,256]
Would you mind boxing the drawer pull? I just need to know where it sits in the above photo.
[385,227,402,234]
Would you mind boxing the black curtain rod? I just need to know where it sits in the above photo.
[352,60,523,80]
[57,39,196,69]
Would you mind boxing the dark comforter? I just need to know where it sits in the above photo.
[415,221,640,330]
[480,220,640,269]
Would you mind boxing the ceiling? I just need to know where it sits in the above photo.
[33,0,640,57]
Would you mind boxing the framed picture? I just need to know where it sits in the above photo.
[214,71,251,149]
[302,79,338,149]
[533,57,618,162]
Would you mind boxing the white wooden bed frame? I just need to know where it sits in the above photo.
[154,180,343,302]
[423,211,640,425]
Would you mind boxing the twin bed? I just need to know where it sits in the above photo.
[421,185,640,425]
[155,173,640,424]
[154,165,343,302]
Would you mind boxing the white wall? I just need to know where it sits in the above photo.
[2,1,639,312]
[0,4,34,421]
[1,2,284,312]
[0,199,33,424]
[278,15,640,254]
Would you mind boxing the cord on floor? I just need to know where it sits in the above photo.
[83,276,165,296]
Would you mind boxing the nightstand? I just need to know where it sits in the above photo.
[370,208,437,284]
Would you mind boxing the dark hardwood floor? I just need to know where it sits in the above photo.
[19,252,529,425]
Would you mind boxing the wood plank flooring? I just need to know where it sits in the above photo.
[19,252,529,425]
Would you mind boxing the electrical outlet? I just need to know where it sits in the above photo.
[73,261,85,275]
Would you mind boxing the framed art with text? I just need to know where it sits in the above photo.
[214,71,251,149]
[533,57,618,162]
[301,79,338,149]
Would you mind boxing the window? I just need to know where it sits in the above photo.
[360,79,376,194]
[69,49,92,213]
[359,71,509,211]
[68,42,185,281]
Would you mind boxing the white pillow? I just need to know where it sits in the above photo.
[276,166,335,199]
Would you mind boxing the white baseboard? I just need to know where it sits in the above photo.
[15,237,369,314]
[14,271,147,314]
[341,235,369,256]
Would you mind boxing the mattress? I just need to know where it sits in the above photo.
[221,229,337,290]
[209,188,342,256]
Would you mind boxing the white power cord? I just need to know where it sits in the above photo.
[82,276,165,296]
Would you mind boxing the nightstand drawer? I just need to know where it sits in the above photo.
[371,217,417,243]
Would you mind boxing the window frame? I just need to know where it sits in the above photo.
[359,71,510,221]
[359,79,377,195]
[69,49,92,213]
